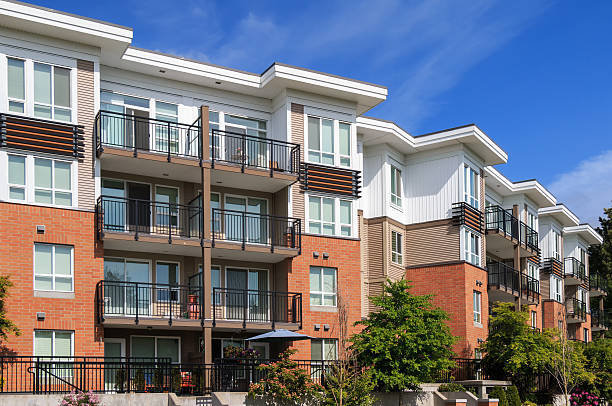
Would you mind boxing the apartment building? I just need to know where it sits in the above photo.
[0,1,607,372]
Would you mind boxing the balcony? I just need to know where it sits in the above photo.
[485,205,539,258]
[452,202,484,233]
[211,208,301,262]
[212,288,302,331]
[564,257,587,286]
[95,111,202,183]
[589,273,608,296]
[540,257,563,277]
[96,196,203,256]
[566,298,587,323]
[591,309,609,332]
[487,260,539,303]
[210,129,300,193]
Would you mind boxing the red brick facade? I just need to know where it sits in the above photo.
[0,202,104,356]
[405,262,489,357]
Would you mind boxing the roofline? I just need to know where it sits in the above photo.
[538,204,580,226]
[485,167,557,207]
[415,123,477,138]
[563,224,603,245]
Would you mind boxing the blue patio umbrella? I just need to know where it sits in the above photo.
[245,329,314,342]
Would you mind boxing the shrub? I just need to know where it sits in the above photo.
[59,390,101,406]
[521,401,537,406]
[114,368,126,392]
[489,387,508,406]
[171,367,181,394]
[134,369,145,392]
[223,345,260,359]
[570,389,602,406]
[153,368,163,392]
[323,364,375,406]
[438,382,467,392]
[506,385,521,406]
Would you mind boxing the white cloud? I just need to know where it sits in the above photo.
[548,150,612,226]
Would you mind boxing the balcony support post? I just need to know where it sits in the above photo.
[167,121,171,162]
[135,282,139,325]
[243,289,248,329]
[271,292,276,330]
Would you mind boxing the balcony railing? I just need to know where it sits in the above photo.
[590,273,608,293]
[211,208,301,252]
[95,110,201,160]
[521,222,539,252]
[211,129,300,175]
[520,273,540,301]
[485,205,539,252]
[591,309,609,329]
[212,288,302,329]
[96,280,202,325]
[566,298,587,321]
[96,196,203,241]
[564,257,587,282]
[487,261,520,294]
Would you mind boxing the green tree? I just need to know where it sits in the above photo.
[582,338,612,400]
[506,385,521,406]
[588,207,612,315]
[350,279,456,391]
[488,387,507,406]
[0,276,19,342]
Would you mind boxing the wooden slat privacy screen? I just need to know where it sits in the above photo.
[0,113,84,158]
[540,258,563,277]
[299,162,361,197]
[452,202,484,234]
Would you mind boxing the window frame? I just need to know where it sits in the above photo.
[391,230,403,265]
[463,164,480,209]
[305,114,353,168]
[311,338,338,361]
[155,261,180,302]
[32,62,72,122]
[130,335,181,364]
[550,275,563,302]
[531,311,537,328]
[463,228,481,266]
[390,165,402,208]
[473,290,482,325]
[34,157,73,206]
[33,330,74,359]
[306,194,354,238]
[7,57,26,114]
[551,228,562,261]
[33,243,74,292]
[7,153,26,201]
[309,266,337,308]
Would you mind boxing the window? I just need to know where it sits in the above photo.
[550,275,563,302]
[390,165,402,207]
[310,267,337,307]
[391,231,403,265]
[35,330,73,358]
[578,247,586,266]
[155,186,179,229]
[558,320,563,332]
[211,193,220,232]
[131,336,180,363]
[583,328,588,343]
[527,210,537,231]
[531,311,537,328]
[464,229,480,266]
[33,62,72,122]
[578,288,587,310]
[473,291,482,325]
[551,229,561,261]
[8,154,26,200]
[464,165,479,209]
[7,58,25,113]
[527,261,539,281]
[156,262,179,301]
[34,244,73,292]
[34,158,72,206]
[311,339,338,360]
[339,123,351,167]
[307,116,352,167]
[308,196,353,237]
[155,101,179,153]
[211,265,221,303]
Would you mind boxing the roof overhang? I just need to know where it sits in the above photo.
[484,167,557,208]
[563,224,603,245]
[357,116,416,154]
[538,204,580,227]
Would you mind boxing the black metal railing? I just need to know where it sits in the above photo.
[590,273,608,293]
[486,205,519,240]
[540,257,563,275]
[96,196,203,241]
[211,129,300,175]
[211,208,301,252]
[96,280,202,325]
[452,202,484,233]
[95,110,201,160]
[435,358,486,382]
[521,222,539,252]
[564,257,587,282]
[566,298,587,321]
[487,261,520,294]
[212,288,302,329]
[591,309,609,329]
[521,273,540,301]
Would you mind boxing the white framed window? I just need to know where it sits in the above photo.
[531,311,537,328]
[527,261,539,281]
[464,164,479,209]
[463,229,480,266]
[558,320,563,332]
[578,288,587,310]
[578,247,586,266]
[131,336,180,363]
[8,154,26,201]
[34,243,73,292]
[391,231,403,265]
[310,266,337,307]
[583,328,588,343]
[34,330,73,358]
[527,210,538,232]
[473,291,482,324]
[7,57,25,113]
[155,101,179,153]
[306,115,352,168]
[156,261,179,302]
[338,122,351,167]
[550,275,563,302]
[551,229,561,261]
[390,165,402,208]
[34,157,72,206]
[307,195,354,237]
[311,338,338,361]
[33,62,72,122]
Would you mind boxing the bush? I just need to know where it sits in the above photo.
[570,389,602,406]
[59,390,100,406]
[114,368,126,392]
[438,382,467,392]
[134,369,145,392]
[489,387,507,406]
[506,385,521,406]
[521,401,536,406]
[323,364,375,406]
[171,367,181,394]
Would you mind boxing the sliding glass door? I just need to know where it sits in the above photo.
[224,196,268,244]
[225,268,268,321]
[104,258,151,316]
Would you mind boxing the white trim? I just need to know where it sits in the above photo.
[304,192,355,238]
[33,242,74,293]
[104,338,126,357]
[33,329,74,357]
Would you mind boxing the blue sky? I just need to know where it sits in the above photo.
[35,0,612,224]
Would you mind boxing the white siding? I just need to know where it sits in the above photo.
[362,152,384,219]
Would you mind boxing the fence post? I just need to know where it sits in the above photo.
[243,289,248,329]
[167,121,171,162]
[241,134,246,173]
[135,283,139,325]
[271,292,276,329]
[270,215,275,253]
[269,141,274,177]
[242,212,246,250]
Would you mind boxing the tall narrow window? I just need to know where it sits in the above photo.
[464,229,480,266]
[473,291,482,324]
[308,116,334,165]
[155,101,179,153]
[550,275,562,302]
[464,165,479,209]
[7,58,25,113]
[339,200,352,237]
[390,165,402,207]
[391,231,403,265]
[338,122,351,167]
[310,267,337,307]
[583,328,588,343]
[34,244,73,292]
[531,311,537,328]
[8,154,26,201]
[551,229,561,260]
[156,262,179,301]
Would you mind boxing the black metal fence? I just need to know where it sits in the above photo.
[436,358,486,382]
[211,208,301,252]
[95,110,201,160]
[212,288,302,328]
[521,222,539,252]
[590,273,608,293]
[566,298,587,321]
[211,129,300,175]
[96,196,203,241]
[564,257,586,281]
[487,261,520,293]
[520,273,540,301]
[591,308,609,329]
[486,205,519,240]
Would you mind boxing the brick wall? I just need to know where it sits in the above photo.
[406,261,488,357]
[542,299,565,331]
[0,202,104,355]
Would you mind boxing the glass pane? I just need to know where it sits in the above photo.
[34,63,51,104]
[9,101,24,113]
[34,104,52,119]
[54,332,72,357]
[35,159,52,188]
[322,224,334,235]
[321,119,333,153]
[225,115,264,131]
[54,67,71,107]
[340,201,351,224]
[7,58,25,99]
[34,331,53,356]
[125,261,150,283]
[54,108,71,122]
[322,199,334,222]
[340,226,351,236]
[156,263,178,285]
[102,179,125,197]
[122,95,149,109]
[35,189,53,204]
[323,269,336,293]
[209,111,219,123]
[156,101,178,117]
[35,276,53,290]
[321,153,334,165]
[55,246,72,275]
[54,162,71,190]
[55,192,72,206]
[104,258,125,281]
[309,197,320,221]
[324,340,337,360]
[308,151,320,163]
[340,157,350,166]
[311,341,322,360]
[308,117,320,151]
[155,187,178,204]
[157,338,179,363]
[339,123,350,155]
[8,155,25,185]
[131,337,155,359]
[310,293,322,306]
[35,244,53,275]
[323,294,335,306]
[310,268,321,292]
[9,187,25,200]
[55,277,72,292]
[309,222,321,234]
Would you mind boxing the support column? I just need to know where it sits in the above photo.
[513,204,521,310]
